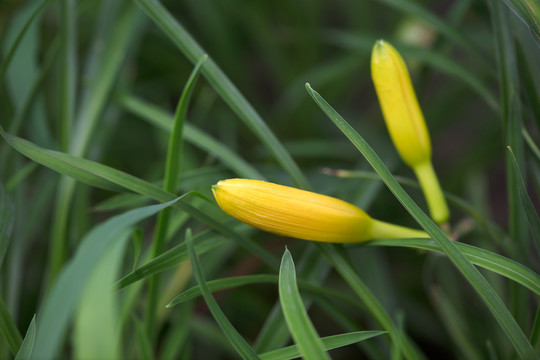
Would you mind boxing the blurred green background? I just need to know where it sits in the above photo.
[1,0,539,358]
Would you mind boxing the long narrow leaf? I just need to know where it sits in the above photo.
[14,315,36,360]
[259,331,385,360]
[368,238,540,296]
[186,229,260,359]
[146,54,208,334]
[31,198,180,359]
[0,126,279,269]
[306,83,535,357]
[167,274,361,309]
[0,296,22,355]
[278,248,330,360]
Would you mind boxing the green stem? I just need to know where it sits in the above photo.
[413,161,449,224]
[369,219,429,239]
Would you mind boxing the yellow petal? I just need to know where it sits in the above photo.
[212,179,428,243]
[371,40,431,168]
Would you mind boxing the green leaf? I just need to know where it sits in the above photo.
[74,239,126,359]
[30,198,180,359]
[133,316,153,360]
[502,0,540,46]
[368,238,540,297]
[0,296,23,355]
[259,331,385,360]
[167,274,361,309]
[14,315,36,360]
[116,228,230,289]
[133,0,309,189]
[305,83,536,357]
[146,53,208,335]
[0,126,279,269]
[0,0,51,84]
[186,229,260,359]
[278,248,330,360]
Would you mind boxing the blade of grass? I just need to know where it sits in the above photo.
[490,0,530,332]
[14,315,36,360]
[186,228,260,359]
[259,331,385,360]
[167,274,361,309]
[368,238,540,296]
[47,2,140,286]
[73,239,126,359]
[490,0,528,253]
[306,83,536,357]
[146,54,207,336]
[117,93,265,180]
[0,0,51,85]
[278,248,330,360]
[0,126,279,269]
[31,198,180,359]
[133,316,153,360]
[58,0,76,152]
[132,0,309,189]
[502,0,540,44]
[0,296,22,355]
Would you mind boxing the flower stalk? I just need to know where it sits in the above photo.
[212,179,428,243]
[371,39,450,224]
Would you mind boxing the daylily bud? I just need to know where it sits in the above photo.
[212,179,428,243]
[371,39,449,224]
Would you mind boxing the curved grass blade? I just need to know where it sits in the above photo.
[58,0,76,152]
[368,238,540,296]
[259,330,385,360]
[116,93,265,180]
[0,0,51,84]
[30,198,180,359]
[0,296,22,355]
[502,0,540,45]
[167,274,361,309]
[279,248,330,360]
[133,0,309,189]
[306,83,536,357]
[116,226,246,290]
[146,54,208,334]
[73,240,126,359]
[14,315,36,360]
[0,126,279,269]
[186,229,260,359]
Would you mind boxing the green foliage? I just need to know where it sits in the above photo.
[0,0,539,358]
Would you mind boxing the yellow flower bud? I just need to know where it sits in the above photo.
[371,40,449,224]
[212,179,428,243]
